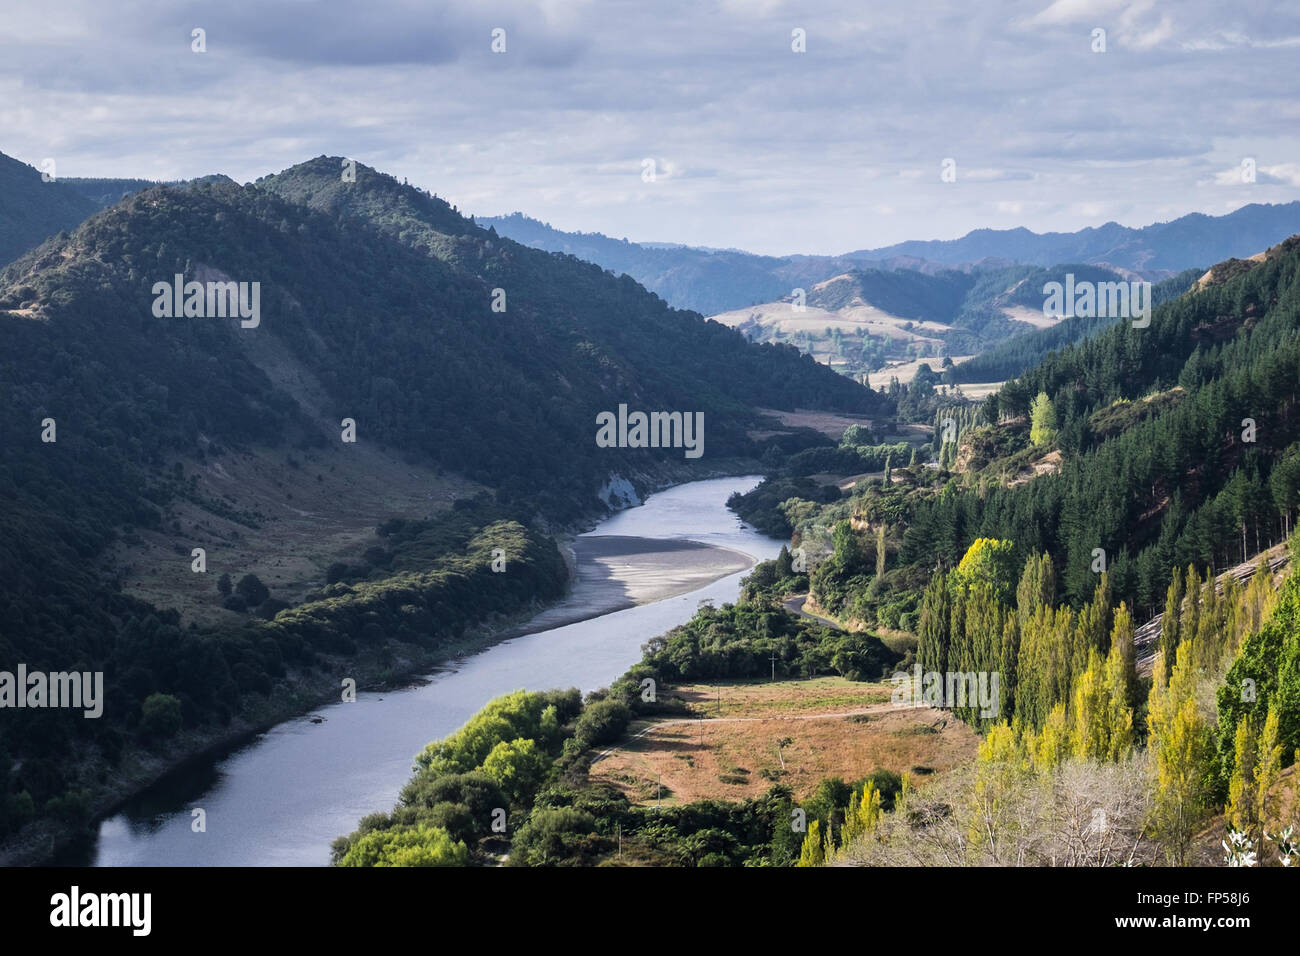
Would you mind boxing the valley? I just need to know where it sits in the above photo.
[3,156,1300,875]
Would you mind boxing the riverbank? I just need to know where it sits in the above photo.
[6,471,774,867]
[510,536,754,636]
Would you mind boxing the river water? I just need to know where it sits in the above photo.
[81,475,779,866]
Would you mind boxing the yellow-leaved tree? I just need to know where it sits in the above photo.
[1146,640,1215,865]
[796,818,826,867]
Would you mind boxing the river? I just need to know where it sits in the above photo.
[79,475,780,866]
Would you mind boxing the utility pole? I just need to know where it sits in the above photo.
[657,774,662,810]
[770,652,779,682]
[617,822,621,860]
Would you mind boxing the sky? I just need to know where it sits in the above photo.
[3,0,1298,256]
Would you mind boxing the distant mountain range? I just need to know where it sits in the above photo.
[479,202,1300,315]
[845,203,1300,271]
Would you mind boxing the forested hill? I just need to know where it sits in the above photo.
[3,166,878,513]
[736,233,1300,646]
[905,234,1300,614]
[475,211,802,315]
[254,157,879,425]
[0,161,879,853]
[951,267,1205,384]
[0,152,99,267]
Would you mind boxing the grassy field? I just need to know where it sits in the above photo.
[590,677,980,805]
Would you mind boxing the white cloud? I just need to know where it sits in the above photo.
[0,0,1295,255]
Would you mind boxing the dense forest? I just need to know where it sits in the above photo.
[735,237,1300,628]
[951,268,1203,384]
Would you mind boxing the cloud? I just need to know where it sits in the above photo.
[0,0,1296,255]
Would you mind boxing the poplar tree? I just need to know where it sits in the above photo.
[1158,572,1184,682]
[1256,708,1284,836]
[1225,716,1259,840]
[1147,640,1215,865]
[1108,601,1137,711]
[1070,649,1109,761]
[1029,391,1057,446]
[1015,552,1056,628]
[1101,633,1136,760]
[796,819,825,867]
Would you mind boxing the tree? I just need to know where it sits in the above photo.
[1029,391,1057,446]
[917,573,952,676]
[480,737,548,805]
[1158,572,1183,683]
[140,693,183,739]
[1015,552,1056,628]
[1069,632,1135,763]
[1070,649,1109,761]
[336,824,469,867]
[840,782,883,848]
[216,573,232,597]
[1107,602,1138,713]
[776,545,794,579]
[955,538,1017,605]
[1225,716,1259,842]
[831,520,864,569]
[796,819,826,867]
[1231,707,1286,849]
[1147,640,1215,865]
[1255,707,1284,839]
[235,573,270,606]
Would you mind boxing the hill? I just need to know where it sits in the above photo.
[0,158,881,856]
[0,152,99,267]
[60,177,174,210]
